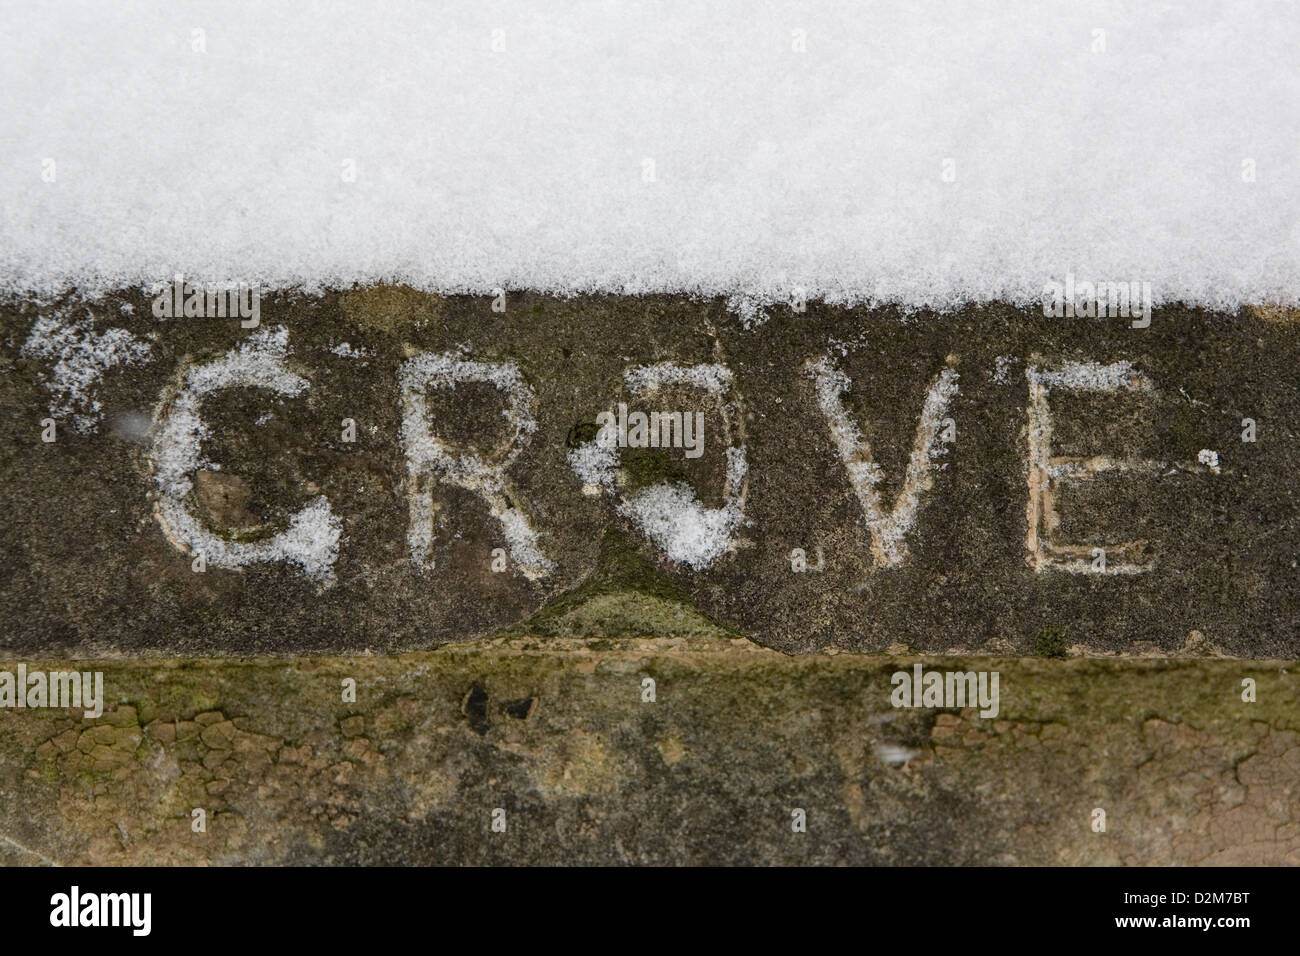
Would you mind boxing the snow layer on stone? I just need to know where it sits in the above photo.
[2,2,1297,311]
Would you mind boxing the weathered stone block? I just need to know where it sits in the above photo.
[2,290,1294,656]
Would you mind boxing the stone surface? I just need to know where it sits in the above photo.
[0,638,1295,866]
[2,290,1297,656]
[2,289,1298,866]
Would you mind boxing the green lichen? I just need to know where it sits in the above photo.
[1033,626,1069,659]
[621,449,691,492]
[518,529,734,639]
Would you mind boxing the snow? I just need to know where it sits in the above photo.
[1031,359,1152,392]
[624,362,734,395]
[566,429,618,495]
[397,351,554,578]
[20,308,153,432]
[329,342,371,359]
[617,446,749,571]
[2,1,1297,311]
[806,354,958,567]
[147,326,343,584]
[610,364,749,569]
